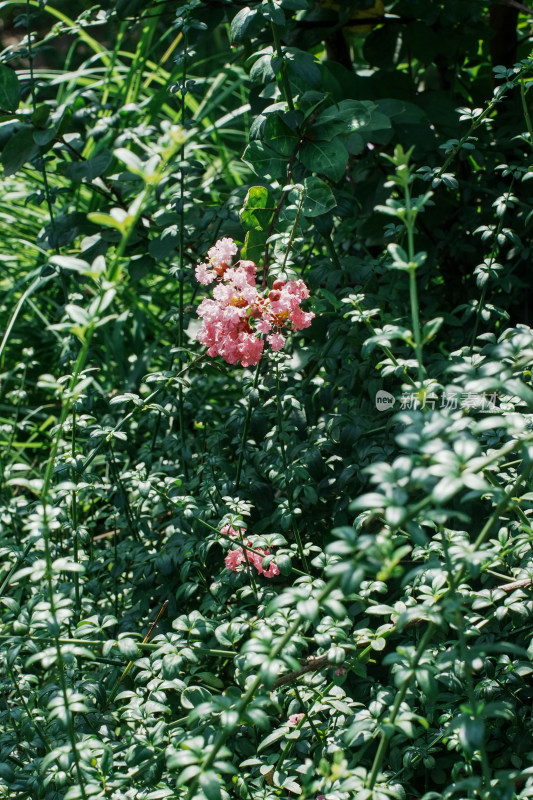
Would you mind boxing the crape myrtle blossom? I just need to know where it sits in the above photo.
[195,238,314,367]
[221,524,280,578]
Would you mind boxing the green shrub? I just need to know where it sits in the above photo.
[1,2,533,799]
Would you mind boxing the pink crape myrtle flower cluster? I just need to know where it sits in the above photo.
[195,238,314,367]
[221,524,280,579]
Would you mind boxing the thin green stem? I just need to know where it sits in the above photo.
[108,441,141,543]
[403,180,425,385]
[469,179,513,352]
[281,191,304,273]
[71,410,81,626]
[367,623,435,790]
[441,532,491,791]
[275,356,308,570]
[363,318,417,388]
[8,666,51,751]
[177,28,189,479]
[234,361,262,491]
[0,635,235,658]
[105,600,168,707]
[520,79,533,148]
[79,354,205,476]
[472,462,533,555]
[271,22,294,112]
[0,540,33,598]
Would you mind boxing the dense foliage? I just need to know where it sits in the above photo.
[1,1,533,799]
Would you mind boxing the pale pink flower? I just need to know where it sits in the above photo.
[195,263,217,285]
[288,713,305,726]
[194,239,314,366]
[257,319,272,334]
[224,263,257,288]
[239,337,264,367]
[224,543,279,578]
[225,548,246,571]
[220,524,245,539]
[267,333,285,351]
[261,558,280,578]
[289,307,314,330]
[207,238,238,270]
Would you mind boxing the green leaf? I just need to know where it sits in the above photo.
[65,304,91,327]
[263,114,299,156]
[230,7,259,43]
[387,242,411,271]
[367,604,394,615]
[0,64,20,112]
[258,726,290,753]
[149,225,180,258]
[459,716,485,754]
[176,765,202,786]
[243,141,287,180]
[180,685,212,709]
[286,49,321,88]
[250,53,279,83]
[431,476,464,503]
[1,126,39,176]
[101,746,113,776]
[350,492,387,510]
[0,763,14,782]
[240,185,273,231]
[328,646,346,664]
[274,553,292,575]
[298,176,337,217]
[299,139,349,182]
[62,150,113,182]
[297,597,319,620]
[199,771,221,800]
[346,132,365,154]
[241,227,267,265]
[49,255,92,274]
[117,638,139,659]
[422,316,444,343]
[260,659,282,688]
[313,100,374,140]
[115,147,145,174]
[244,706,270,728]
[506,378,533,408]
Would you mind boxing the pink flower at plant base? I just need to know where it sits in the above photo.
[288,713,305,726]
[253,549,280,578]
[220,524,245,539]
[224,548,246,571]
[224,542,280,579]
